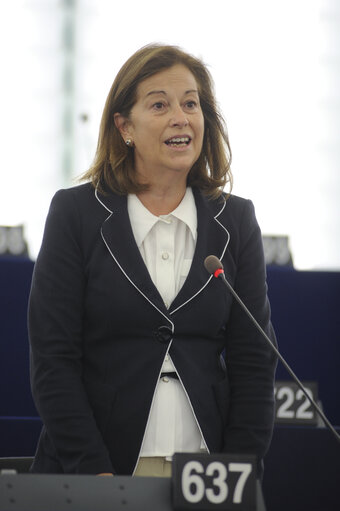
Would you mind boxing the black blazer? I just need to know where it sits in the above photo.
[28,183,277,475]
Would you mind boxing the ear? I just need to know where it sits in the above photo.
[114,113,132,142]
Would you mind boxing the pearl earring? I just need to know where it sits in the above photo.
[125,139,133,147]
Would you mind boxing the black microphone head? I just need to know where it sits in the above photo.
[204,255,224,275]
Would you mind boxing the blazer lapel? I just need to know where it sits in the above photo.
[95,189,167,313]
[170,189,230,314]
[95,187,230,316]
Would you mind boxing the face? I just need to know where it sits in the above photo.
[115,64,205,184]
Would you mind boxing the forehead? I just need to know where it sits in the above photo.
[136,64,199,99]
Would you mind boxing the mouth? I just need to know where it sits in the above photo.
[164,136,192,147]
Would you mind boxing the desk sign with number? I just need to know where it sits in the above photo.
[274,380,318,425]
[172,453,256,511]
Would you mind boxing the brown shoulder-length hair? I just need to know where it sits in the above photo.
[82,44,232,198]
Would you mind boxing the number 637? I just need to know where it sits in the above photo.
[181,461,252,504]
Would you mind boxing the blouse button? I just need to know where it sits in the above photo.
[162,376,170,383]
[162,252,169,260]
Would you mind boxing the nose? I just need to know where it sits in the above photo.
[169,104,189,127]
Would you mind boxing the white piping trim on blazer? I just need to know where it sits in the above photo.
[132,342,172,475]
[211,198,231,264]
[94,186,174,329]
[132,340,210,477]
[170,356,210,454]
[95,187,113,213]
[170,198,230,316]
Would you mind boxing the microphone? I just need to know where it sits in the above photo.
[204,254,340,443]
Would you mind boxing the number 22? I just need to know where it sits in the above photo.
[275,386,314,419]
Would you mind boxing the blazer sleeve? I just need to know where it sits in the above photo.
[223,199,277,471]
[28,189,114,474]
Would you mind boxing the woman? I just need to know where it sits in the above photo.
[29,44,277,478]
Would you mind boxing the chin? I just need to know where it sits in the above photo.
[167,157,197,173]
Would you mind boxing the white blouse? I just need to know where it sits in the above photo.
[127,187,207,458]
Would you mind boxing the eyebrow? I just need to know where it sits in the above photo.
[145,89,199,98]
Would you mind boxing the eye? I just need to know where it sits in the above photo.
[185,100,199,110]
[152,102,166,110]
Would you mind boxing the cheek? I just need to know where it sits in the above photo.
[135,124,161,145]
